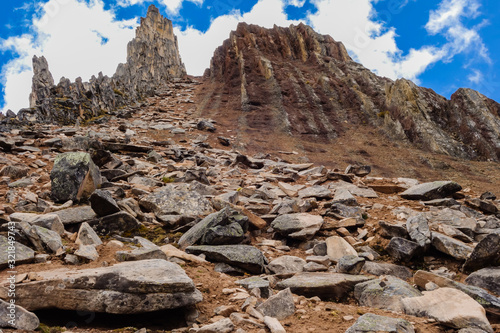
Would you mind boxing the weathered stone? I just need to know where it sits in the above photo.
[178,207,248,249]
[267,255,306,277]
[0,299,39,331]
[298,185,331,199]
[354,276,421,312]
[400,181,462,200]
[90,189,121,217]
[378,221,408,239]
[7,259,202,314]
[336,255,365,274]
[325,236,357,261]
[76,222,102,246]
[75,244,99,261]
[263,316,286,333]
[325,203,364,219]
[361,262,412,280]
[345,165,371,177]
[271,213,323,240]
[197,318,234,333]
[276,272,371,300]
[139,183,213,218]
[414,270,500,317]
[50,152,102,203]
[386,237,421,262]
[53,206,96,225]
[236,276,271,298]
[116,236,167,262]
[0,164,30,179]
[345,313,415,333]
[257,288,295,320]
[431,232,472,260]
[463,234,500,272]
[185,245,267,274]
[9,213,65,235]
[406,214,431,248]
[465,267,500,296]
[91,211,140,236]
[33,225,63,253]
[401,288,493,332]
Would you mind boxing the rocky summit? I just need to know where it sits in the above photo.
[1,4,500,333]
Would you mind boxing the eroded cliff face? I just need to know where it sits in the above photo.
[17,4,185,125]
[200,23,500,161]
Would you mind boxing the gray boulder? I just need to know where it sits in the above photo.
[401,288,493,332]
[345,313,414,333]
[10,259,202,314]
[276,272,371,300]
[271,213,323,240]
[336,255,365,274]
[400,181,462,200]
[185,245,267,274]
[465,267,500,296]
[406,214,431,248]
[91,211,140,235]
[76,222,102,246]
[354,276,421,312]
[50,152,102,202]
[53,206,96,225]
[116,237,167,262]
[362,262,412,280]
[463,234,500,272]
[90,189,121,217]
[139,183,213,218]
[431,232,472,260]
[386,237,421,262]
[257,288,295,320]
[267,255,306,277]
[0,235,35,269]
[0,299,39,331]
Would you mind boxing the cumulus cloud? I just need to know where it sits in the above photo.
[1,0,137,113]
[468,69,483,84]
[176,0,299,76]
[425,0,489,62]
[118,0,203,15]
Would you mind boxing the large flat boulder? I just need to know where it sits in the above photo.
[271,213,323,240]
[414,270,500,317]
[185,245,267,274]
[276,272,371,300]
[401,287,493,332]
[400,181,462,201]
[1,259,202,314]
[466,267,500,296]
[139,183,214,218]
[345,313,415,333]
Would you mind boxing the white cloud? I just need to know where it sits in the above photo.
[117,0,203,15]
[468,69,483,84]
[1,0,137,113]
[176,0,299,76]
[305,0,442,81]
[426,0,489,62]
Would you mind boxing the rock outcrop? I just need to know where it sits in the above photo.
[14,5,185,125]
[200,23,500,161]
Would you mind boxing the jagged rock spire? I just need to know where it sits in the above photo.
[19,4,185,125]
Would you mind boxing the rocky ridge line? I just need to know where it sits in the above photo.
[200,23,500,161]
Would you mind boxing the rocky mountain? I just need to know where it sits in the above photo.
[200,23,500,162]
[14,5,185,126]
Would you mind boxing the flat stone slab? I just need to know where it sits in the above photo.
[185,245,267,274]
[276,272,371,300]
[400,181,462,201]
[346,313,415,333]
[1,259,202,314]
[139,183,214,218]
[0,235,35,269]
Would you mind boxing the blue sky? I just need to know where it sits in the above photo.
[0,0,499,113]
